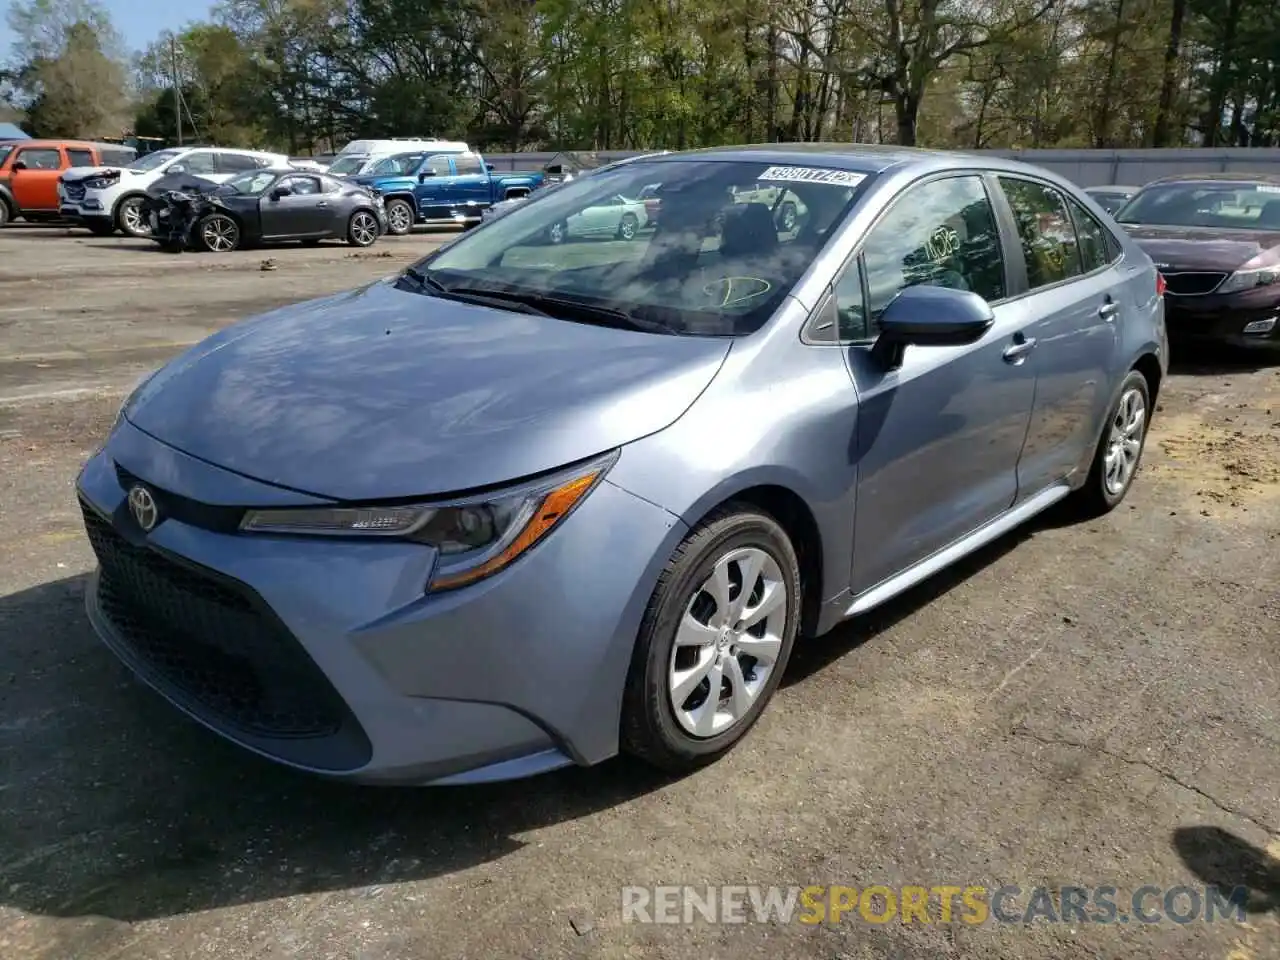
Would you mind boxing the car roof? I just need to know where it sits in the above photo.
[1086,185,1139,192]
[6,138,132,151]
[635,142,1060,179]
[1142,172,1280,186]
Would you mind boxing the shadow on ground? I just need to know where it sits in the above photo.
[1168,343,1278,376]
[1173,826,1280,914]
[0,502,1079,924]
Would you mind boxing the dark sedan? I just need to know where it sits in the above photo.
[146,168,388,252]
[1116,174,1280,350]
[1084,185,1140,216]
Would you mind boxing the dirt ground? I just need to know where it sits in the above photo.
[0,224,1278,960]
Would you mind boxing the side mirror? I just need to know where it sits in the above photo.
[485,163,495,172]
[270,187,292,200]
[417,170,435,182]
[11,160,26,171]
[870,284,994,370]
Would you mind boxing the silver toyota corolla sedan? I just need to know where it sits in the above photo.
[77,144,1169,785]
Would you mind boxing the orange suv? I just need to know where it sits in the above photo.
[0,139,137,226]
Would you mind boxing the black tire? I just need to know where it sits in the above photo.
[0,197,11,227]
[194,213,240,253]
[115,195,151,237]
[547,220,568,244]
[85,220,115,236]
[617,212,639,241]
[384,198,414,236]
[1073,369,1152,516]
[620,503,801,774]
[776,201,798,232]
[347,209,379,247]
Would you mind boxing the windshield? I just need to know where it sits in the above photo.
[130,149,185,173]
[368,152,424,175]
[327,155,367,176]
[1117,181,1280,230]
[407,159,872,336]
[222,171,278,195]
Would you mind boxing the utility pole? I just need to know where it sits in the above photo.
[170,35,183,146]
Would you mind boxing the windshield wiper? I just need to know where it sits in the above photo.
[400,268,552,317]
[446,287,673,334]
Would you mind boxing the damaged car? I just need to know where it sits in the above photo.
[146,168,388,252]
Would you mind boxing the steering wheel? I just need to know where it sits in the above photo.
[701,276,773,308]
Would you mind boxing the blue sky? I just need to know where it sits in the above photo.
[2,0,216,56]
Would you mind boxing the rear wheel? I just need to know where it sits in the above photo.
[347,210,379,247]
[617,212,639,241]
[384,199,414,236]
[115,196,150,237]
[1073,369,1151,516]
[776,201,798,232]
[621,504,800,773]
[547,220,568,244]
[195,213,240,253]
[0,198,10,227]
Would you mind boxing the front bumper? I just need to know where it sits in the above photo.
[76,420,683,785]
[1163,288,1280,351]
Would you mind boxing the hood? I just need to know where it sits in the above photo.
[349,173,416,191]
[1122,224,1280,273]
[146,172,222,197]
[125,280,732,501]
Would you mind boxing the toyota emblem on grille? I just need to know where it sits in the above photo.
[128,485,159,531]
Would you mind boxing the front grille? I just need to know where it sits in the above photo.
[81,499,360,749]
[1163,272,1227,296]
[63,183,86,201]
[114,464,245,533]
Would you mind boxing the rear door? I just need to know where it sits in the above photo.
[993,176,1121,497]
[450,153,489,209]
[10,145,65,211]
[840,173,1039,595]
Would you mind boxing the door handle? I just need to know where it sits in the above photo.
[1002,335,1038,363]
[1099,299,1119,321]
[316,201,329,208]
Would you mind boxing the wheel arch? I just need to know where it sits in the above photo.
[665,479,827,640]
[1131,350,1163,407]
[381,192,416,209]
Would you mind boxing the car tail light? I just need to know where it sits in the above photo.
[1155,272,1166,298]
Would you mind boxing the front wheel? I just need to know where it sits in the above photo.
[621,504,800,774]
[384,199,414,236]
[195,213,240,253]
[1074,370,1151,516]
[546,220,568,245]
[115,196,150,237]
[347,210,379,247]
[617,212,639,241]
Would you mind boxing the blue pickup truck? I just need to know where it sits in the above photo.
[347,151,543,235]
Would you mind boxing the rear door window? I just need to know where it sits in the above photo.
[217,152,263,173]
[67,148,94,167]
[1066,196,1117,273]
[998,178,1087,289]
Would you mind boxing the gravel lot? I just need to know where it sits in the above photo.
[0,224,1277,960]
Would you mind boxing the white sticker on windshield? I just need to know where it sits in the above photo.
[758,166,867,187]
[1256,185,1280,193]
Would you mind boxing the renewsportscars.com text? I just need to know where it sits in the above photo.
[621,884,1249,926]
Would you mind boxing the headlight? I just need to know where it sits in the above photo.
[240,452,617,591]
[1217,264,1280,294]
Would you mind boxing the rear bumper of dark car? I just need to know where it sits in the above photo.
[1163,288,1280,351]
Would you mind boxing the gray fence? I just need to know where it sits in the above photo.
[483,148,1280,187]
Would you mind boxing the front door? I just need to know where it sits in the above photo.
[259,175,330,238]
[994,176,1121,496]
[10,145,65,211]
[413,155,455,219]
[844,173,1038,596]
